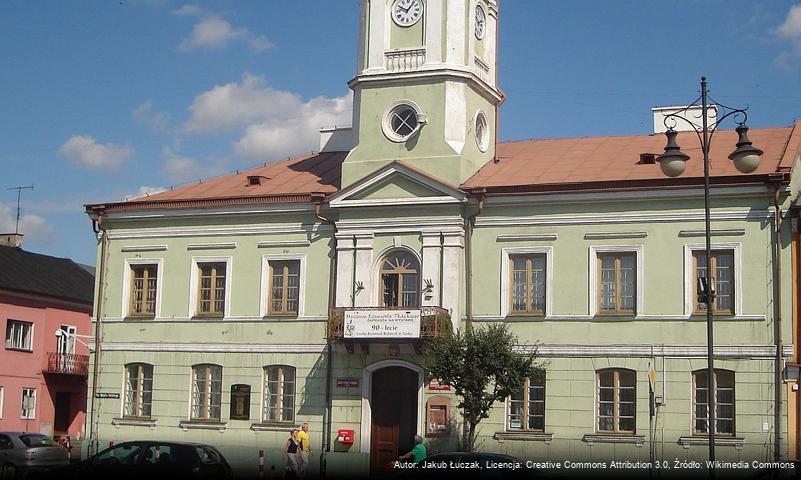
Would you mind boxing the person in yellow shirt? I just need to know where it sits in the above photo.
[296,422,312,478]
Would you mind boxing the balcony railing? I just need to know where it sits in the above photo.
[44,352,89,376]
[328,306,452,341]
[385,48,426,72]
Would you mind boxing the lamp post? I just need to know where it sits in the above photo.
[657,77,763,476]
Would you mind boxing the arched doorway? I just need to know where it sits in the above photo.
[369,366,419,473]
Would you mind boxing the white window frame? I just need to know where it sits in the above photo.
[188,256,232,318]
[121,363,154,419]
[505,373,546,432]
[500,247,553,318]
[122,258,164,318]
[21,388,36,420]
[588,245,644,317]
[683,243,742,317]
[5,320,34,351]
[261,365,296,423]
[259,254,306,318]
[188,364,223,422]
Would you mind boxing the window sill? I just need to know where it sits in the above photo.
[251,423,299,432]
[179,420,227,432]
[112,417,157,428]
[493,431,553,444]
[5,347,33,353]
[678,436,744,449]
[124,315,155,321]
[582,434,644,447]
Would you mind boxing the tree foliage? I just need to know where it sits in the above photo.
[424,323,541,452]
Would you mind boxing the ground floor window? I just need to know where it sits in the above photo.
[263,365,295,423]
[191,364,222,421]
[596,369,635,433]
[124,363,153,418]
[21,388,36,419]
[507,372,545,431]
[693,369,735,435]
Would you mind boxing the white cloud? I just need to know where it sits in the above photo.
[58,135,134,170]
[181,74,352,162]
[174,5,273,53]
[125,185,168,201]
[234,95,352,162]
[0,203,54,244]
[160,146,229,183]
[132,101,170,134]
[773,4,801,68]
[776,4,801,38]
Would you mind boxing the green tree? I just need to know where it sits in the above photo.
[425,323,541,452]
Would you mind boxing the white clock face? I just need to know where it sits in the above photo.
[392,0,424,27]
[475,5,486,39]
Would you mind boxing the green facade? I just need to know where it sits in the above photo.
[83,1,796,478]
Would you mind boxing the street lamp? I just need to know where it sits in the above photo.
[657,77,763,474]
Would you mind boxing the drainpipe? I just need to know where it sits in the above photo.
[772,183,784,461]
[314,194,336,478]
[464,190,486,333]
[89,212,108,457]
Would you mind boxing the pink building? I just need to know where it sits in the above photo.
[0,234,94,442]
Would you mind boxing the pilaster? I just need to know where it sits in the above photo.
[421,232,442,307]
[335,234,355,307]
[353,233,375,307]
[441,231,464,329]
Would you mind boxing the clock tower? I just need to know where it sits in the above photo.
[341,0,502,187]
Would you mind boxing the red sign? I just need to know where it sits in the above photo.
[428,379,451,391]
[336,378,359,388]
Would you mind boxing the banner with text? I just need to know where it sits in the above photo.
[344,309,421,338]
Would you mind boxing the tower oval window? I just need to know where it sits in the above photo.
[383,101,423,143]
[475,110,490,152]
[379,250,420,308]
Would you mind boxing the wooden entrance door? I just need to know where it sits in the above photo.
[54,392,71,435]
[370,366,418,473]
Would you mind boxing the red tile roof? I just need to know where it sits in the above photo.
[86,121,800,213]
[463,123,799,191]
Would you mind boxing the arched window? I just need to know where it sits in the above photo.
[124,363,153,418]
[263,365,296,423]
[596,368,636,433]
[692,369,735,435]
[191,364,222,421]
[379,250,420,307]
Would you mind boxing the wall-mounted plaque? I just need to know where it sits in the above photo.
[230,384,251,420]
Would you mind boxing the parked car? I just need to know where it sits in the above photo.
[0,432,70,479]
[46,441,233,480]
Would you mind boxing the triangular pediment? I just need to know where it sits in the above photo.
[329,161,467,208]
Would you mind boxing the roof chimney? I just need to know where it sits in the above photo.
[652,105,717,134]
[0,233,23,248]
[319,126,354,152]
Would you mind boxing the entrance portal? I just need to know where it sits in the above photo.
[370,366,418,473]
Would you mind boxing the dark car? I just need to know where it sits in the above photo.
[394,452,535,479]
[47,441,232,480]
[0,432,69,479]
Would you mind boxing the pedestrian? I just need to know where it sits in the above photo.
[62,436,72,462]
[296,422,312,478]
[398,435,426,465]
[284,429,301,479]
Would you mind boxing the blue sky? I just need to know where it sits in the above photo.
[1,1,800,266]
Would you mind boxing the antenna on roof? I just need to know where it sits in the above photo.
[6,185,34,234]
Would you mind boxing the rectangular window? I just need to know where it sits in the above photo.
[693,369,735,435]
[509,254,546,315]
[129,264,157,317]
[597,369,636,433]
[197,263,226,317]
[5,320,33,351]
[269,260,300,316]
[124,363,153,418]
[693,250,735,315]
[263,366,295,423]
[507,373,545,431]
[597,253,636,315]
[21,388,36,419]
[191,365,222,421]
